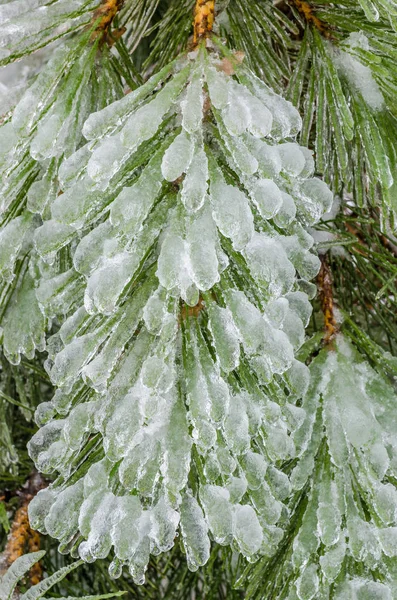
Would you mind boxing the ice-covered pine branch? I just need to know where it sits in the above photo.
[0,30,124,364]
[248,335,397,600]
[26,39,333,583]
[0,0,102,66]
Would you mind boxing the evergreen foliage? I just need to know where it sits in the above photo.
[1,1,397,598]
[26,40,332,583]
[0,549,124,600]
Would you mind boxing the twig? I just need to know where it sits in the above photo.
[91,0,125,44]
[289,0,332,38]
[0,472,47,586]
[193,0,215,46]
[180,296,205,322]
[317,256,338,345]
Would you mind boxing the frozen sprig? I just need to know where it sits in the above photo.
[0,32,124,365]
[0,0,101,67]
[27,41,334,583]
[242,335,397,599]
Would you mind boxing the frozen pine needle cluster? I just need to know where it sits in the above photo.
[1,2,397,596]
[0,30,124,365]
[22,40,335,582]
[253,336,397,599]
[0,0,102,65]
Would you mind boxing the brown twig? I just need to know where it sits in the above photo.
[379,233,397,258]
[289,0,332,38]
[180,296,205,322]
[317,256,338,345]
[193,0,215,46]
[0,472,47,586]
[90,0,125,44]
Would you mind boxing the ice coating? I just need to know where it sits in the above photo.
[334,32,385,111]
[22,42,337,583]
[256,334,397,599]
[0,35,125,370]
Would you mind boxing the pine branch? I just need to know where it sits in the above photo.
[19,26,335,586]
[1,1,397,598]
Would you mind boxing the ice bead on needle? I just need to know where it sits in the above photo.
[82,60,178,141]
[110,151,164,235]
[205,63,229,109]
[0,213,36,281]
[186,206,219,290]
[181,145,208,212]
[249,178,283,219]
[161,130,195,182]
[207,303,240,373]
[180,493,211,571]
[200,485,234,545]
[221,81,251,136]
[210,179,254,250]
[120,66,191,149]
[181,69,204,134]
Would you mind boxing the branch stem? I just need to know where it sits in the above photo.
[317,256,338,344]
[193,0,215,46]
